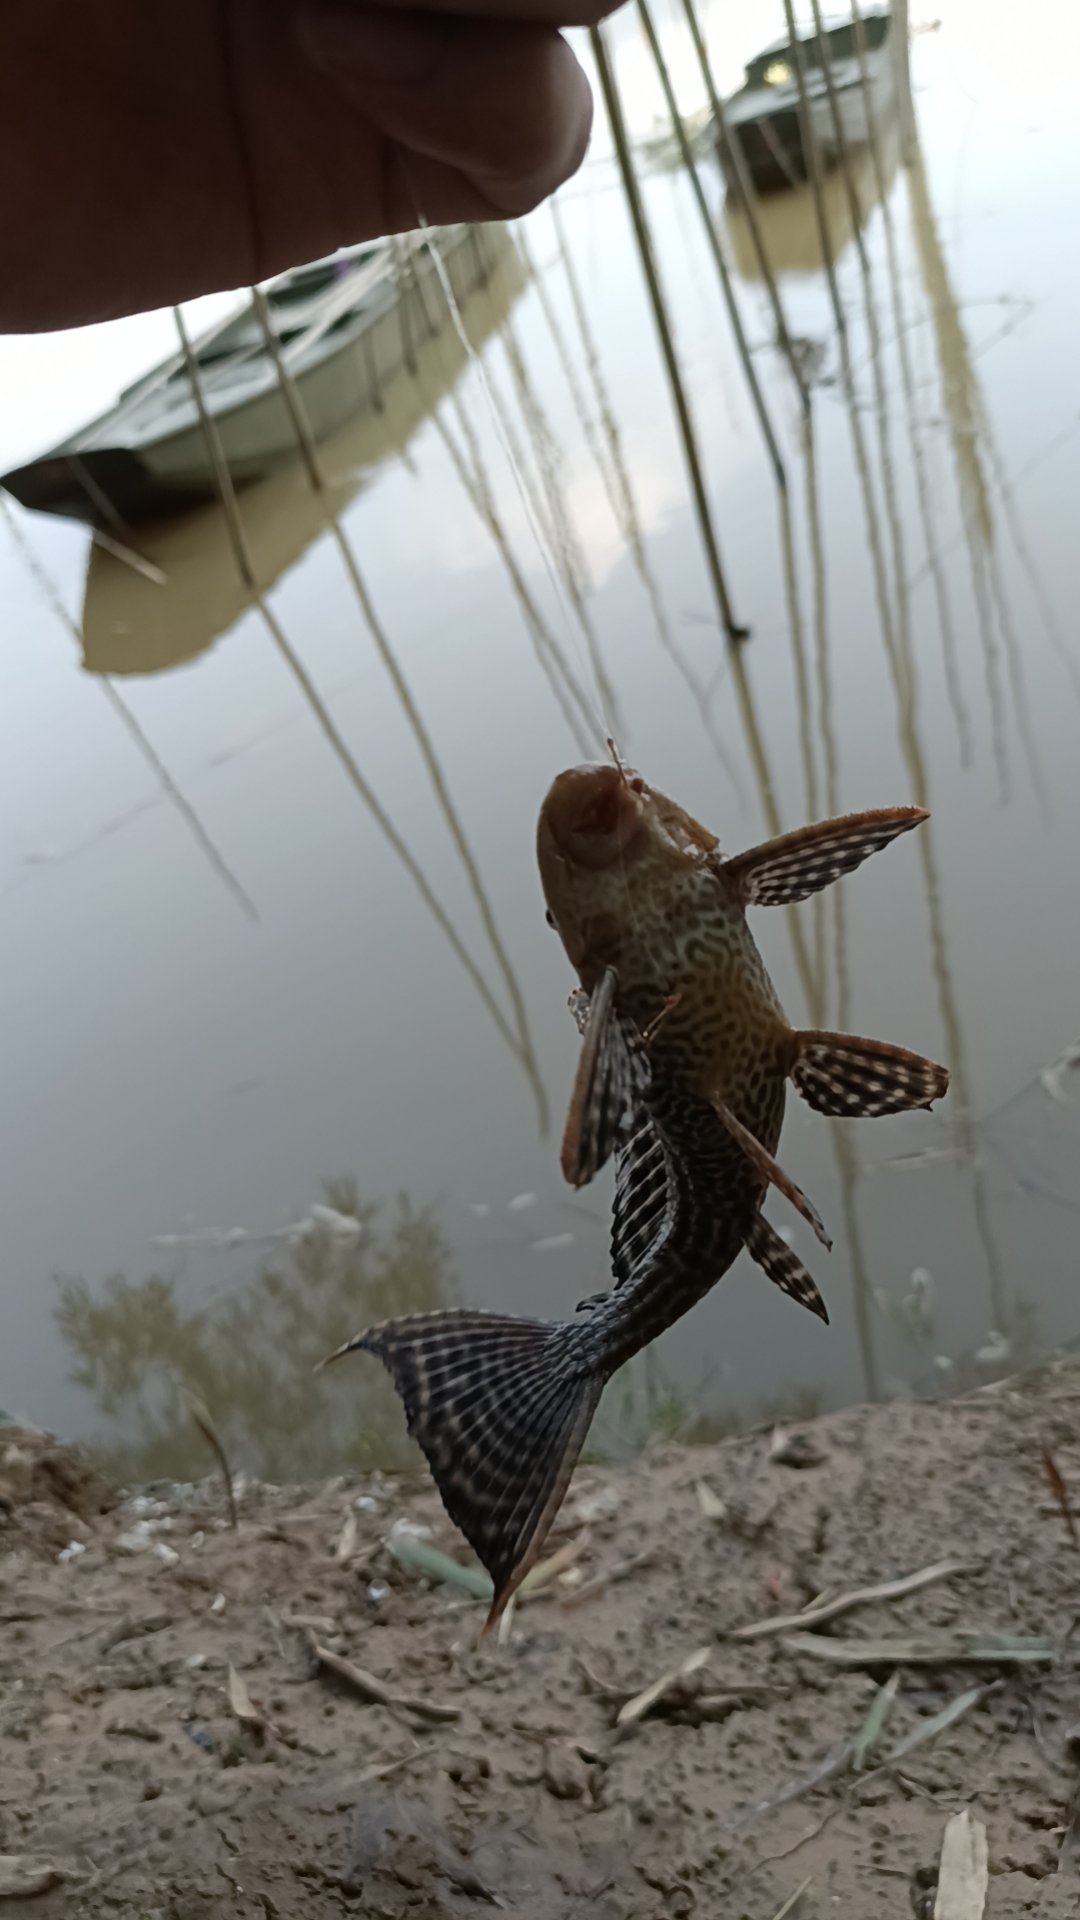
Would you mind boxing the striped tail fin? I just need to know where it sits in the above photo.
[322,1311,604,1631]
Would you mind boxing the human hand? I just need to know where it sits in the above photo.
[1,0,614,333]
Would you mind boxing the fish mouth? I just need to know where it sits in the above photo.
[538,764,647,872]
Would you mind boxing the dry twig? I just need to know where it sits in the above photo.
[306,1635,460,1724]
[1041,1447,1079,1550]
[183,1388,237,1529]
[730,1559,975,1641]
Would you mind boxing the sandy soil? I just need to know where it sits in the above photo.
[4,1370,1080,1919]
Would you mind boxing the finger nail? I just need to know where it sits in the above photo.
[298,3,443,86]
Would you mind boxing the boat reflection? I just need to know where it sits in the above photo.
[724,118,900,278]
[79,238,527,679]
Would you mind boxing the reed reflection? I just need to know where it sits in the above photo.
[0,497,259,927]
[167,273,551,1129]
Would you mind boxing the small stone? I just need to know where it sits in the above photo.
[542,1743,589,1801]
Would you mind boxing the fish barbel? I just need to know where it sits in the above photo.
[324,763,949,1628]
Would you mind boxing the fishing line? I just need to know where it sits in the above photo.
[400,164,620,756]
[407,212,676,987]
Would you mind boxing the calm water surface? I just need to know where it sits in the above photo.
[2,0,1079,1480]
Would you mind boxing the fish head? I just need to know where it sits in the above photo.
[536,762,718,976]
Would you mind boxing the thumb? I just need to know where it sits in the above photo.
[296,3,593,219]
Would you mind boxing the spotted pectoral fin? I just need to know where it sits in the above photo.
[560,967,649,1189]
[722,807,928,906]
[745,1213,829,1324]
[710,1096,832,1250]
[791,1030,950,1117]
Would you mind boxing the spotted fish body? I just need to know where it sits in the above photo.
[327,762,950,1628]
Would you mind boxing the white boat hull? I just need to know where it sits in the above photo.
[138,227,501,491]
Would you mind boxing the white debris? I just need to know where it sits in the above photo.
[529,1233,575,1253]
[116,1524,155,1555]
[568,1484,621,1526]
[210,1593,226,1615]
[57,1541,85,1565]
[1039,1039,1080,1105]
[975,1328,1011,1367]
[506,1192,538,1213]
[307,1203,363,1240]
[389,1516,433,1542]
[467,1202,491,1217]
[153,1543,180,1567]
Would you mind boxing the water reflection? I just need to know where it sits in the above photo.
[80,240,527,677]
[906,137,1047,814]
[5,3,1080,1470]
[549,200,743,793]
[1,495,260,926]
[725,101,899,279]
[55,1183,450,1485]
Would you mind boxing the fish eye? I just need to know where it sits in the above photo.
[545,909,556,929]
[630,776,645,794]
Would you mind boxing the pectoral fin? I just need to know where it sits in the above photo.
[791,1031,950,1117]
[745,1213,829,1324]
[560,967,649,1188]
[710,1096,832,1250]
[722,807,928,906]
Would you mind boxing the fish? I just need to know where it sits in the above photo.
[323,762,949,1629]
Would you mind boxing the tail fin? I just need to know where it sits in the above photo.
[323,1311,604,1631]
[791,1031,950,1118]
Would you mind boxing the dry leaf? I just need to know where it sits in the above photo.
[335,1512,359,1564]
[696,1480,727,1521]
[933,1808,988,1918]
[227,1663,264,1729]
[0,1856,65,1898]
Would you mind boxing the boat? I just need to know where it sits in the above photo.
[76,239,527,678]
[717,10,894,194]
[1,224,508,528]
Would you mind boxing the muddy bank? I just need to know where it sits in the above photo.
[4,1372,1080,1918]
